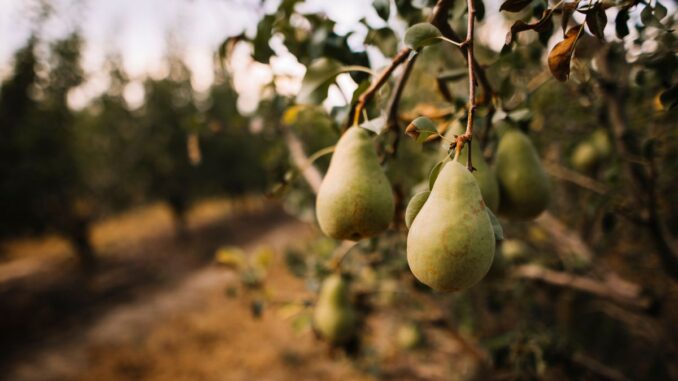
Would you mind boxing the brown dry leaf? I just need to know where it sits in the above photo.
[561,2,578,35]
[548,25,582,81]
[499,0,533,13]
[505,8,555,45]
[585,3,607,40]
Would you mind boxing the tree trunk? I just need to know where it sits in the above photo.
[69,220,96,270]
[168,196,189,241]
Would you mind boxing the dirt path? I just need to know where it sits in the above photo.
[2,202,377,381]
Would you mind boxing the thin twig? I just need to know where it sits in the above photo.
[535,211,594,265]
[328,240,358,271]
[384,54,418,159]
[351,47,412,127]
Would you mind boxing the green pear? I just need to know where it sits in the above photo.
[445,123,500,213]
[590,128,611,158]
[313,274,357,344]
[405,191,430,229]
[495,128,550,220]
[316,126,394,240]
[571,141,598,173]
[407,161,495,292]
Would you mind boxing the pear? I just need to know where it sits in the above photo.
[571,141,598,173]
[590,128,611,158]
[407,161,495,292]
[313,274,357,344]
[316,126,394,240]
[445,123,500,213]
[495,128,550,220]
[405,191,430,229]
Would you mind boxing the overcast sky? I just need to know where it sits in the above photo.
[0,0,660,113]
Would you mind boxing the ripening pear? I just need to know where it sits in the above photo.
[313,274,357,344]
[316,127,394,240]
[407,161,496,292]
[446,123,500,213]
[495,128,550,220]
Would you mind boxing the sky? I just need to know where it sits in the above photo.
[0,0,664,113]
[0,0,400,113]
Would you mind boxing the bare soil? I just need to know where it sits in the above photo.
[0,199,372,381]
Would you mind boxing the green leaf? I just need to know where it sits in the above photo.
[404,23,442,50]
[499,0,533,13]
[252,15,275,63]
[474,0,486,21]
[486,207,504,241]
[405,116,438,143]
[405,191,431,229]
[351,80,371,106]
[429,161,444,190]
[640,5,663,29]
[366,27,399,57]
[359,115,387,135]
[655,1,667,19]
[373,0,390,21]
[438,68,468,82]
[615,10,630,39]
[296,58,342,104]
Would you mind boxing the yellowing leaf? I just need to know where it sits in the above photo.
[252,246,275,271]
[548,26,582,82]
[215,246,246,269]
[282,105,304,125]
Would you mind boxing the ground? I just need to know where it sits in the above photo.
[0,198,474,381]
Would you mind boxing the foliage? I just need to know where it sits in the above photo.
[218,0,678,379]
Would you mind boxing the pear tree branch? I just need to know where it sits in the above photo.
[351,0,496,136]
[452,0,478,172]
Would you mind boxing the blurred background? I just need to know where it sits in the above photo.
[0,0,676,380]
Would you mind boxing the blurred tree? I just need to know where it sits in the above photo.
[0,34,97,268]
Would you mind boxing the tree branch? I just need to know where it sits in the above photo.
[543,160,610,195]
[455,0,478,171]
[512,264,652,310]
[283,126,322,194]
[351,47,412,127]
